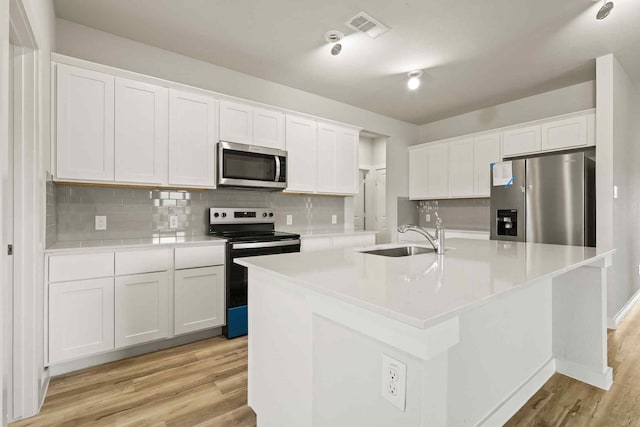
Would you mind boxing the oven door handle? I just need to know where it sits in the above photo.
[231,239,300,250]
[275,155,281,182]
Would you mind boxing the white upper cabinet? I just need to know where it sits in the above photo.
[473,133,501,196]
[285,114,318,193]
[56,64,115,181]
[335,128,359,194]
[219,99,253,144]
[502,125,541,157]
[448,138,475,197]
[114,78,168,185]
[409,145,429,200]
[168,89,217,188]
[426,142,449,198]
[317,123,359,195]
[220,100,286,150]
[317,123,338,193]
[541,115,588,151]
[253,107,285,150]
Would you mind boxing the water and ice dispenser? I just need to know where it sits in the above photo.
[496,209,518,237]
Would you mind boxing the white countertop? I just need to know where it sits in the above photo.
[237,239,614,329]
[290,227,377,238]
[45,235,226,253]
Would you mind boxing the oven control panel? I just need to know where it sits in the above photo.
[209,207,275,224]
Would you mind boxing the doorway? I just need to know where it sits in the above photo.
[354,132,388,242]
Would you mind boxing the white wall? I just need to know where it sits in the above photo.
[358,136,374,170]
[418,81,595,143]
[596,54,640,324]
[55,19,419,243]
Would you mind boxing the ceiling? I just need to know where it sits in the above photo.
[53,0,640,125]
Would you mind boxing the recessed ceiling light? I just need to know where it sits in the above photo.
[596,0,614,20]
[407,70,423,90]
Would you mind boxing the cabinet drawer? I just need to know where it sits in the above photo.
[49,252,114,283]
[175,245,225,269]
[115,248,171,276]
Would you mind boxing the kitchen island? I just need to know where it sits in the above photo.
[237,239,614,427]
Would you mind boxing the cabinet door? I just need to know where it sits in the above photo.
[115,78,168,184]
[502,125,541,157]
[409,145,429,200]
[174,266,225,335]
[49,277,114,363]
[56,64,115,181]
[219,99,253,144]
[285,115,317,193]
[474,133,501,196]
[448,138,475,197]
[168,89,217,188]
[426,142,449,198]
[541,115,588,151]
[317,123,338,193]
[335,128,359,194]
[115,272,169,348]
[253,107,285,150]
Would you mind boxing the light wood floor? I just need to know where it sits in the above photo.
[10,336,255,427]
[11,302,640,427]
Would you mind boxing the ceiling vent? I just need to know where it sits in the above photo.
[346,11,389,39]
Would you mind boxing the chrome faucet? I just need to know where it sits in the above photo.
[397,215,446,255]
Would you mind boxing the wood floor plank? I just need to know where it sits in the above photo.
[11,302,640,427]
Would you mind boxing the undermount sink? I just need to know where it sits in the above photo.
[361,245,436,257]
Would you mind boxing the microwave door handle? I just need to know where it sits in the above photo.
[275,155,281,182]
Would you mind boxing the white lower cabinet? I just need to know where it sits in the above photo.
[174,266,225,335]
[115,272,169,348]
[49,277,115,364]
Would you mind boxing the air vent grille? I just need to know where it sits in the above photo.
[346,11,389,39]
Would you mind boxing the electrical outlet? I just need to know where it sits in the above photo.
[95,216,107,231]
[381,354,406,411]
[286,215,293,225]
[169,215,178,229]
[425,214,431,222]
[614,185,619,199]
[332,215,337,224]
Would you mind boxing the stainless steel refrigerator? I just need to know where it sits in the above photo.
[489,150,596,247]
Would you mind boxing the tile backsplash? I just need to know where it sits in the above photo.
[46,181,57,247]
[397,197,490,232]
[54,184,345,242]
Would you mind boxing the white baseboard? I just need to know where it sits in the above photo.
[49,327,222,376]
[555,358,613,390]
[608,288,640,329]
[477,358,555,427]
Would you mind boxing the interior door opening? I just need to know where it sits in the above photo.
[353,132,387,242]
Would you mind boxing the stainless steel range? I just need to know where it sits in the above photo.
[208,207,300,338]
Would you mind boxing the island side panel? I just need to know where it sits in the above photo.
[247,269,313,427]
[447,277,554,427]
[552,263,612,390]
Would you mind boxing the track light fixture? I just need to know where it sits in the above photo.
[324,30,344,56]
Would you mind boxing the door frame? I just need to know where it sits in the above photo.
[2,0,43,424]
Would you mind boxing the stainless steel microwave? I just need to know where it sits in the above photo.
[217,141,287,190]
